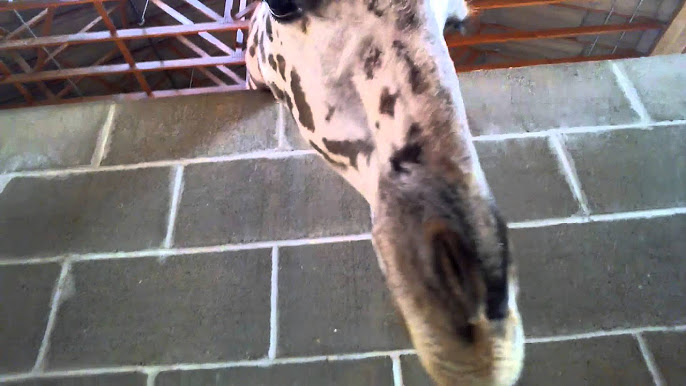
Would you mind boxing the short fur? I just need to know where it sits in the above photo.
[246,1,525,384]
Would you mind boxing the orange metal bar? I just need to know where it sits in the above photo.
[455,53,633,72]
[554,3,661,24]
[183,0,223,21]
[1,56,245,84]
[118,0,128,27]
[479,22,642,56]
[33,4,119,73]
[150,0,236,55]
[445,22,663,47]
[472,0,589,10]
[8,52,56,100]
[0,61,34,104]
[165,40,226,86]
[34,9,56,71]
[146,18,233,85]
[55,48,120,98]
[93,0,152,95]
[234,1,259,20]
[1,84,246,110]
[463,49,482,65]
[3,9,49,40]
[150,0,244,84]
[0,0,120,11]
[58,57,122,93]
[0,21,249,51]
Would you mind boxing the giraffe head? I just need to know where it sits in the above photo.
[246,1,524,384]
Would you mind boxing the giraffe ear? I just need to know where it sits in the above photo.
[424,220,484,322]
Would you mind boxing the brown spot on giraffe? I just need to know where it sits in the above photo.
[322,137,374,169]
[290,69,315,132]
[379,87,398,117]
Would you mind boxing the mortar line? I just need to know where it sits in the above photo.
[472,119,686,142]
[0,256,63,266]
[276,102,288,150]
[32,262,71,372]
[145,370,158,386]
[90,103,117,167]
[268,246,279,360]
[4,324,686,382]
[508,206,686,229]
[525,324,686,344]
[0,349,418,382]
[549,134,590,216]
[634,333,665,386]
[0,175,13,196]
[610,61,652,123]
[508,216,588,229]
[163,165,184,249]
[2,149,317,179]
[3,121,684,180]
[3,206,686,265]
[0,233,374,265]
[391,354,404,386]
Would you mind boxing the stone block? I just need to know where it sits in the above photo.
[0,168,171,259]
[0,102,109,173]
[518,337,653,385]
[400,355,433,386]
[644,331,686,385]
[563,125,686,213]
[1,373,147,386]
[175,156,370,247]
[102,92,279,165]
[619,54,686,121]
[512,215,686,337]
[155,358,394,386]
[475,137,580,221]
[278,241,410,356]
[0,264,60,373]
[459,61,639,135]
[46,251,271,368]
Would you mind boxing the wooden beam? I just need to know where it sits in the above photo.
[446,22,663,47]
[651,1,686,55]
[473,0,586,10]
[0,21,249,51]
[455,53,633,72]
[1,56,245,84]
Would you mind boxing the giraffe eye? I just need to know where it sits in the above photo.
[264,0,304,22]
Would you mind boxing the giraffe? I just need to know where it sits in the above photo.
[245,1,525,384]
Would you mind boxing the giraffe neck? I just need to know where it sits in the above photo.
[246,1,482,209]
